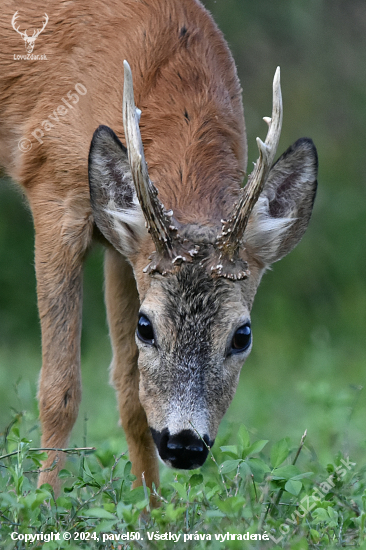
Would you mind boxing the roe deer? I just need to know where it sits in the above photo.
[0,0,317,494]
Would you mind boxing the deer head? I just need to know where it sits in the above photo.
[88,62,317,469]
[12,12,48,54]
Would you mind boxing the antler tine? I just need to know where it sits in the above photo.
[12,11,19,29]
[12,12,25,37]
[216,67,283,268]
[123,60,175,257]
[35,14,48,37]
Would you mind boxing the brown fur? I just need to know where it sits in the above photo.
[0,0,317,492]
[0,0,246,491]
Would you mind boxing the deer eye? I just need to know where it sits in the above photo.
[231,324,251,354]
[137,314,155,345]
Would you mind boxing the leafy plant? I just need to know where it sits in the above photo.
[1,411,365,549]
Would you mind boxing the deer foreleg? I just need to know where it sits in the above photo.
[30,190,92,493]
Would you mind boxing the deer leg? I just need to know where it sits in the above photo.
[104,247,159,491]
[30,192,92,493]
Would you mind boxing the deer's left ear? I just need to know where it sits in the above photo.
[245,138,318,266]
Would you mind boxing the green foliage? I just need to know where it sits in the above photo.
[1,1,366,549]
[1,0,365,466]
[1,413,365,549]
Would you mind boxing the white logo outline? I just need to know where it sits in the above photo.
[12,11,48,54]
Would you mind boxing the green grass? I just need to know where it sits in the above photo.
[1,1,366,545]
[1,404,366,549]
[1,339,366,549]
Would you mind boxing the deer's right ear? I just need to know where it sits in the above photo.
[88,125,147,257]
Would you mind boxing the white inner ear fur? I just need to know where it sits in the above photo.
[105,196,147,257]
[244,195,295,265]
[93,149,147,257]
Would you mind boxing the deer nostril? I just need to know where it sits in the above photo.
[187,442,204,452]
[167,441,184,450]
[150,427,214,469]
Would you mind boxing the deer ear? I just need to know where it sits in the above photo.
[245,138,318,266]
[88,125,147,257]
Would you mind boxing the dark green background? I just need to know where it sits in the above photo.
[1,0,365,463]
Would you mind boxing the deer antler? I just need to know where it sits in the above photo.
[12,12,27,38]
[33,14,48,38]
[212,67,283,279]
[123,61,194,273]
[123,62,282,279]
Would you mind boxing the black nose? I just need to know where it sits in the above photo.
[150,428,214,469]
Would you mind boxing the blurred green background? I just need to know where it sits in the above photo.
[1,0,365,467]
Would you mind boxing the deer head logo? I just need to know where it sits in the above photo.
[12,12,48,54]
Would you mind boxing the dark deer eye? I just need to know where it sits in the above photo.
[231,324,251,353]
[137,314,155,345]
